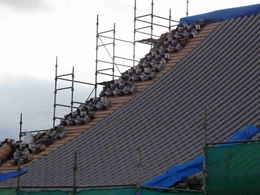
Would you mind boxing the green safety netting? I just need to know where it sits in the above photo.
[0,188,202,195]
[17,190,69,195]
[0,189,69,195]
[205,142,260,195]
[0,188,136,195]
[139,189,202,195]
[0,188,17,195]
[77,188,136,195]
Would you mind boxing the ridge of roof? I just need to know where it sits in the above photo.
[180,4,260,24]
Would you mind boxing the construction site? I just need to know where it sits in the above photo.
[0,1,259,194]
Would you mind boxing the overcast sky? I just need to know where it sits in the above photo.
[0,0,259,140]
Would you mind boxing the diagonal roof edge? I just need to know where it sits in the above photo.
[180,4,260,24]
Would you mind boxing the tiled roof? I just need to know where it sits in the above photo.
[2,14,259,187]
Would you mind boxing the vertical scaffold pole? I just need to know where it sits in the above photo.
[95,15,99,99]
[112,23,116,80]
[186,0,189,17]
[71,66,75,114]
[19,113,23,141]
[169,9,172,32]
[136,146,143,188]
[133,0,137,67]
[204,108,208,145]
[203,108,208,195]
[151,0,154,48]
[53,56,58,128]
[72,152,78,195]
[17,112,23,191]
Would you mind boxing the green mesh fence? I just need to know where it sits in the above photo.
[205,142,260,195]
[0,188,202,195]
[139,189,202,195]
[0,188,135,195]
[0,188,16,195]
[17,190,69,195]
[77,188,136,195]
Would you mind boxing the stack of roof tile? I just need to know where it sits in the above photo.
[0,14,259,188]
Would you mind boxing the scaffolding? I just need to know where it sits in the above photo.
[51,0,180,129]
[53,57,95,128]
[14,0,181,139]
[95,0,179,85]
[133,0,179,66]
[52,57,75,128]
[18,58,78,135]
[18,0,179,138]
[95,15,135,97]
[18,112,50,138]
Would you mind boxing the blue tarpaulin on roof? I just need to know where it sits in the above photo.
[180,4,260,25]
[0,169,27,183]
[142,125,260,188]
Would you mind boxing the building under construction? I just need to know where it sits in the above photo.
[0,2,259,195]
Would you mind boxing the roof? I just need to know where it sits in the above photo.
[143,125,260,188]
[1,14,259,187]
[180,4,260,24]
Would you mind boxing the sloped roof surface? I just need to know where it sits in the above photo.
[2,14,260,187]
[180,4,260,24]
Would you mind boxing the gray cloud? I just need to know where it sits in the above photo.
[0,0,51,11]
[0,76,92,140]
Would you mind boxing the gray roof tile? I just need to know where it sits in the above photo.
[1,14,259,187]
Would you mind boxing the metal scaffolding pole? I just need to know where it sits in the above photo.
[71,66,75,114]
[169,9,172,31]
[150,0,154,49]
[17,113,23,191]
[133,0,137,67]
[186,0,189,16]
[19,113,23,141]
[112,23,116,81]
[52,59,76,127]
[136,146,143,187]
[204,108,208,146]
[72,152,78,195]
[53,57,58,128]
[95,14,99,98]
[203,108,208,195]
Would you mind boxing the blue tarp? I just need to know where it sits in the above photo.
[0,169,27,183]
[142,125,260,188]
[180,4,260,25]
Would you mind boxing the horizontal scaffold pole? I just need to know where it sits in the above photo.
[56,86,72,91]
[56,73,73,78]
[135,14,151,19]
[99,35,133,44]
[135,30,160,38]
[135,25,152,31]
[98,42,113,47]
[98,72,121,78]
[153,14,179,22]
[58,78,95,86]
[98,29,114,35]
[55,103,78,109]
